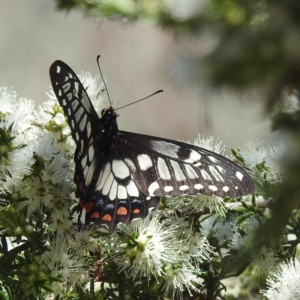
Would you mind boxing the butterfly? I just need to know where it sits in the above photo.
[49,60,254,231]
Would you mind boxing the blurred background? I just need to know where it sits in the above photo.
[0,0,269,153]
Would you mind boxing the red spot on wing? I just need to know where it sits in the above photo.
[91,212,100,219]
[102,214,112,222]
[83,202,94,213]
[117,207,128,216]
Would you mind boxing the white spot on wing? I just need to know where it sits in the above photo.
[102,172,114,195]
[208,156,218,163]
[79,114,87,132]
[63,82,71,93]
[109,180,118,200]
[126,181,139,197]
[223,186,229,192]
[118,185,127,199]
[194,183,204,190]
[72,99,79,111]
[86,121,91,138]
[179,185,189,191]
[164,186,174,192]
[96,163,110,190]
[151,140,180,158]
[184,150,201,163]
[75,107,84,122]
[236,171,244,181]
[157,157,171,180]
[184,164,198,179]
[88,146,94,162]
[170,160,186,181]
[201,169,212,181]
[209,185,218,192]
[209,166,224,182]
[216,165,225,174]
[112,160,130,179]
[148,181,159,196]
[80,140,84,153]
[137,154,153,171]
[81,155,87,168]
[85,162,94,186]
[125,158,136,172]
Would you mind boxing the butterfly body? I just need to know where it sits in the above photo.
[50,60,254,231]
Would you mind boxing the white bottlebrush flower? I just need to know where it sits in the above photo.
[231,215,262,251]
[201,214,237,246]
[192,134,225,155]
[67,227,95,256]
[261,258,300,299]
[34,99,61,127]
[239,141,284,172]
[239,141,270,168]
[42,231,88,296]
[48,197,73,233]
[184,229,215,267]
[0,87,36,191]
[231,215,277,276]
[111,215,182,280]
[35,99,75,154]
[190,193,226,215]
[167,193,226,219]
[77,72,109,114]
[163,262,203,299]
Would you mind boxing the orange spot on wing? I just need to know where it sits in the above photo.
[117,207,128,216]
[83,202,94,213]
[102,214,112,222]
[90,212,100,219]
[133,208,141,214]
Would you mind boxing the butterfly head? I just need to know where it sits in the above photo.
[101,107,118,122]
[99,107,119,142]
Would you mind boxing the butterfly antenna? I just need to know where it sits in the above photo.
[115,90,163,111]
[97,55,112,106]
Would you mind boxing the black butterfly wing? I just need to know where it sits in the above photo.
[117,131,254,198]
[50,60,100,198]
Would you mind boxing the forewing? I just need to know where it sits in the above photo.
[49,61,100,197]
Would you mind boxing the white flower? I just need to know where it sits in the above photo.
[0,88,35,191]
[239,141,283,183]
[192,134,225,155]
[190,193,226,215]
[111,215,182,280]
[201,214,236,246]
[262,258,300,299]
[185,231,214,267]
[163,262,203,299]
[53,112,65,126]
[78,72,109,114]
[42,231,87,294]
